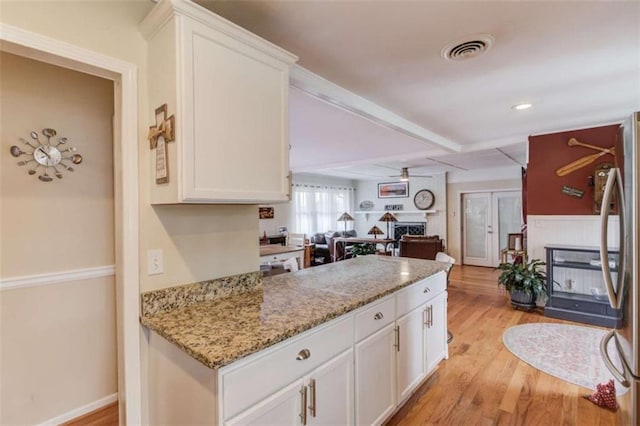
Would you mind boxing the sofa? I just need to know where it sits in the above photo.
[398,235,444,260]
[309,230,357,263]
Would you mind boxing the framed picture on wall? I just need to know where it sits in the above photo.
[378,182,409,198]
[508,233,523,250]
[259,207,274,219]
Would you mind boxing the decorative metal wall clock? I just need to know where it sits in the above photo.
[10,128,82,182]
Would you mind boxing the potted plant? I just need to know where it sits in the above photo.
[497,258,547,310]
[350,243,376,257]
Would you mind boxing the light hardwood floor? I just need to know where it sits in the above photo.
[70,265,629,425]
[386,265,630,426]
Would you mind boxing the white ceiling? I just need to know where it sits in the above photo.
[197,0,640,180]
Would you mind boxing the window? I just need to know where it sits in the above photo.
[291,183,355,235]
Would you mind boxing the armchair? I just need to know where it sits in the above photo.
[398,235,444,260]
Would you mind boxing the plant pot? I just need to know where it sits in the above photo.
[509,289,536,310]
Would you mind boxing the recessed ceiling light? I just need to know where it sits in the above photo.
[513,103,532,110]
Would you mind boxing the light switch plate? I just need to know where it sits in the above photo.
[147,249,163,275]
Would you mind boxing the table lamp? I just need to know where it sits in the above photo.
[337,212,355,234]
[367,225,384,239]
[378,212,398,239]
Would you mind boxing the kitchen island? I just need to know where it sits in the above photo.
[142,255,448,425]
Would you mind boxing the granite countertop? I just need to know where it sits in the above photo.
[141,255,447,369]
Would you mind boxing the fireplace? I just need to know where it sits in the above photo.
[393,222,426,241]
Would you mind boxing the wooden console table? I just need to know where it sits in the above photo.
[259,244,305,269]
[500,248,526,264]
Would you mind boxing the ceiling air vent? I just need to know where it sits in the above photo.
[441,34,495,61]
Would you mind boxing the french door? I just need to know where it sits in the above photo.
[462,191,522,267]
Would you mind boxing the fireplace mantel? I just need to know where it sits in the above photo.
[354,209,436,220]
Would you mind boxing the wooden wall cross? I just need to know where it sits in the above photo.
[148,104,175,184]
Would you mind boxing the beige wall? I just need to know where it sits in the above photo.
[0,52,117,424]
[1,1,259,423]
[446,178,522,262]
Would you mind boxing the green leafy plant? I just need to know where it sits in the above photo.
[497,258,548,299]
[350,243,376,257]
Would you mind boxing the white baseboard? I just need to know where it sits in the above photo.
[0,265,115,291]
[37,393,118,426]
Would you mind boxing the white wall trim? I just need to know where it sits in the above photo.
[0,23,142,425]
[37,393,117,426]
[0,265,116,291]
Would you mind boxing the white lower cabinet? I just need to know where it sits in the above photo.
[425,292,447,375]
[227,349,353,425]
[149,271,448,425]
[396,305,427,403]
[355,323,397,425]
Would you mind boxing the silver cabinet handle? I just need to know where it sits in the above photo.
[308,378,316,418]
[299,385,307,425]
[374,312,384,320]
[423,307,428,326]
[423,287,430,293]
[296,349,311,361]
[429,305,434,327]
[600,330,629,387]
[394,326,400,352]
[600,168,625,310]
[286,171,292,201]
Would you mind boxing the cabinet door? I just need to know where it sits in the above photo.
[307,349,354,426]
[425,292,447,374]
[226,379,303,425]
[355,324,396,426]
[396,306,425,403]
[182,18,291,203]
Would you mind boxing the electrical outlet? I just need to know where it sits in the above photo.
[147,249,163,275]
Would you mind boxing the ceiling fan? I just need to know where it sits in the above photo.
[390,167,432,182]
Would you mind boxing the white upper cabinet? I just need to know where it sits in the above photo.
[141,0,298,204]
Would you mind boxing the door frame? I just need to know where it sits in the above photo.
[1,24,141,423]
[456,187,520,267]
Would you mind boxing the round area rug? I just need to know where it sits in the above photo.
[503,323,628,395]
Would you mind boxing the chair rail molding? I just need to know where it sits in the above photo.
[0,265,116,291]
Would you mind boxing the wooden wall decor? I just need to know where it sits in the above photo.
[148,104,175,184]
[527,124,622,215]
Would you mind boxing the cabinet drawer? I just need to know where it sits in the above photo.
[355,296,395,341]
[551,297,607,315]
[396,272,446,317]
[219,315,354,420]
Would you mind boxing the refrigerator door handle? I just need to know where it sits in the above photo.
[599,167,626,310]
[600,330,630,387]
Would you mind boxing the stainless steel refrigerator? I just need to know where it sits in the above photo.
[600,111,639,424]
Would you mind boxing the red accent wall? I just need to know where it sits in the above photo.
[527,124,621,215]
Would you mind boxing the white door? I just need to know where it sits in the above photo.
[462,191,522,267]
[355,324,397,426]
[396,307,425,403]
[307,349,354,426]
[462,193,492,266]
[226,379,303,425]
[424,293,447,375]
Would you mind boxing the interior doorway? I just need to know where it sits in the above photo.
[1,23,141,423]
[462,191,522,267]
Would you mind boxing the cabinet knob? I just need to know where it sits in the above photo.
[296,349,311,361]
[423,287,431,293]
[374,312,384,320]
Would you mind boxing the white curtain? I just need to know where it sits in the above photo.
[290,184,355,235]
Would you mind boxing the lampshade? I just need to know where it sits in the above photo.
[337,212,355,222]
[367,226,384,239]
[378,212,397,240]
[378,212,398,223]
